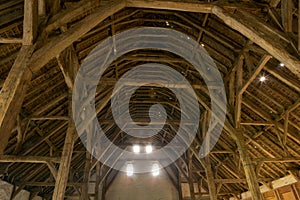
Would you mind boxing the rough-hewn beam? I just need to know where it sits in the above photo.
[82,152,91,200]
[45,0,101,33]
[253,157,300,163]
[205,158,217,200]
[241,121,274,126]
[0,155,61,163]
[23,0,38,45]
[202,111,217,200]
[29,0,126,73]
[57,45,80,90]
[233,46,262,199]
[234,56,244,127]
[188,151,196,200]
[0,0,38,155]
[214,178,273,183]
[29,116,69,121]
[52,93,76,199]
[212,6,300,78]
[95,162,101,200]
[52,119,75,199]
[0,46,34,155]
[235,129,262,199]
[281,0,293,32]
[126,0,213,13]
[0,37,22,44]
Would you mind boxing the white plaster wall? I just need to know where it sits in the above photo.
[14,189,30,200]
[0,180,13,200]
[106,170,179,200]
[0,180,42,200]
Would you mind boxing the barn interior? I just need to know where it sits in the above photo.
[0,0,299,199]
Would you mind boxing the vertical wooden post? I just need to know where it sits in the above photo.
[203,111,217,200]
[23,0,38,45]
[82,152,91,200]
[52,93,75,200]
[178,172,183,200]
[234,51,262,199]
[205,158,217,200]
[281,0,293,33]
[235,129,262,200]
[101,176,107,200]
[234,56,244,128]
[95,162,101,200]
[188,151,196,200]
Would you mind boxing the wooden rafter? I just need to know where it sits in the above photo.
[0,0,299,198]
[212,6,300,78]
[29,0,126,73]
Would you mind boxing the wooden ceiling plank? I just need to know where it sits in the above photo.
[212,6,300,78]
